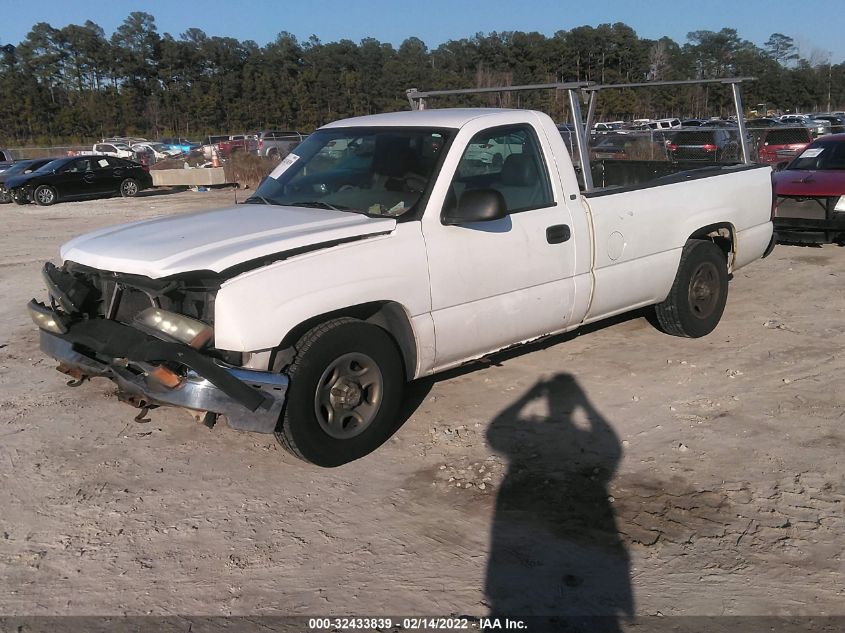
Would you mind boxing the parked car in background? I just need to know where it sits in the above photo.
[756,126,813,167]
[0,149,16,173]
[668,128,740,162]
[217,135,258,158]
[6,155,152,206]
[700,119,737,128]
[592,121,625,133]
[746,118,783,129]
[680,119,707,127]
[0,158,56,203]
[463,131,524,168]
[255,130,308,160]
[93,142,135,159]
[131,142,183,162]
[647,117,682,130]
[812,114,845,134]
[589,135,630,160]
[772,133,845,244]
[159,138,202,154]
[779,115,831,137]
[201,135,231,160]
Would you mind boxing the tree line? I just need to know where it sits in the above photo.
[0,12,843,145]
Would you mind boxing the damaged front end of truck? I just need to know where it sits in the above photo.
[28,261,287,433]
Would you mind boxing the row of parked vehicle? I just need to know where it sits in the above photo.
[575,114,845,167]
[68,130,309,166]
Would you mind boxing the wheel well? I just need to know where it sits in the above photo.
[271,301,417,379]
[688,223,735,269]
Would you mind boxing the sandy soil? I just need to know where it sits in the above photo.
[0,189,843,619]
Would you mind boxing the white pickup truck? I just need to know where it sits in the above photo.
[28,107,774,466]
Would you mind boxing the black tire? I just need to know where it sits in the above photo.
[12,191,28,205]
[120,178,139,198]
[267,148,281,162]
[654,239,729,338]
[0,189,10,204]
[34,185,57,206]
[275,317,405,467]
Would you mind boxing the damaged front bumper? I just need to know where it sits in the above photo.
[30,301,288,433]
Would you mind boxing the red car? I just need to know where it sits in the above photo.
[772,133,845,244]
[757,126,812,167]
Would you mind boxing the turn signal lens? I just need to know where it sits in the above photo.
[134,308,213,348]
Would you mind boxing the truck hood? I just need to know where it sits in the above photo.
[61,204,396,279]
[773,169,845,197]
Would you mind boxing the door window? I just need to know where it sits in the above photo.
[447,125,554,215]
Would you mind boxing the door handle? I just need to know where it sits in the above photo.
[546,224,571,244]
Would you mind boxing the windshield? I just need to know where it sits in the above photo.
[35,159,66,172]
[3,161,38,175]
[788,141,845,170]
[247,127,452,217]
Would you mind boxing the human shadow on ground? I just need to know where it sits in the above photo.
[484,374,632,630]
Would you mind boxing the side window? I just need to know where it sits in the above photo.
[448,125,554,215]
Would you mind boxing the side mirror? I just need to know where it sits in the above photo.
[442,188,507,225]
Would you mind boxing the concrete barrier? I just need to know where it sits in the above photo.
[151,167,229,187]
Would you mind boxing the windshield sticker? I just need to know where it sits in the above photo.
[98,159,109,168]
[799,148,825,159]
[270,153,300,179]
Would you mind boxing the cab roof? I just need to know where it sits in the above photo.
[320,108,528,130]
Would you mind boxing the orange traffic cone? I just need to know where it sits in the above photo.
[211,147,221,168]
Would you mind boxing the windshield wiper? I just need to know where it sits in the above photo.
[243,195,274,205]
[290,200,358,212]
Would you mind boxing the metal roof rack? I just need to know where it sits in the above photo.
[404,77,757,192]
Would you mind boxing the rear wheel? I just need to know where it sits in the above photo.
[120,178,139,197]
[0,188,10,204]
[654,239,729,338]
[34,185,57,206]
[275,317,405,467]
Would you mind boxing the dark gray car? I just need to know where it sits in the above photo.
[255,130,308,160]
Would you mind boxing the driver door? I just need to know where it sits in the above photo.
[423,123,578,369]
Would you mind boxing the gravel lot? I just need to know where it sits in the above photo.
[1,189,843,619]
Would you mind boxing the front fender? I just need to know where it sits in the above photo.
[213,222,431,353]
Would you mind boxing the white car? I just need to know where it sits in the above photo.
[131,142,183,161]
[92,142,135,159]
[463,132,525,168]
[28,107,774,467]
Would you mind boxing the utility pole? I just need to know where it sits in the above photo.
[827,52,832,113]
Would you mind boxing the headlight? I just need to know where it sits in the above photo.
[134,308,213,348]
[27,300,68,334]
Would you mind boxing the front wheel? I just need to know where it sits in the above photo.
[34,185,57,206]
[0,188,10,204]
[654,239,728,338]
[120,178,139,197]
[275,317,405,467]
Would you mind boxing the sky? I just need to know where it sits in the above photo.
[2,0,843,63]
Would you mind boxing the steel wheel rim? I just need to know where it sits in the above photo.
[122,181,137,196]
[314,352,383,439]
[37,188,54,203]
[688,261,720,319]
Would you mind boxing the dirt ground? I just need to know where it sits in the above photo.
[0,189,843,621]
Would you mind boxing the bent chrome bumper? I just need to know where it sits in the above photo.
[39,330,287,433]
